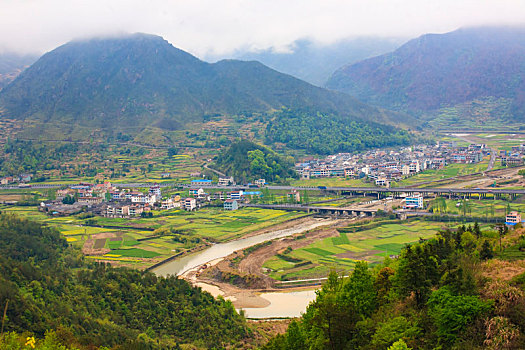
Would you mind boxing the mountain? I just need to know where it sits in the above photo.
[207,37,404,86]
[0,52,38,89]
[326,26,525,123]
[0,33,406,141]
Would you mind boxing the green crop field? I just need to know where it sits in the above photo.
[394,160,490,187]
[1,205,305,269]
[263,219,495,281]
[428,198,525,217]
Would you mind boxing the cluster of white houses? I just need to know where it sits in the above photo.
[295,143,492,187]
[40,181,246,217]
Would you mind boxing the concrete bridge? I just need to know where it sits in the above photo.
[242,203,377,217]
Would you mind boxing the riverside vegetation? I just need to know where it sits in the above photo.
[262,222,525,349]
[0,212,250,349]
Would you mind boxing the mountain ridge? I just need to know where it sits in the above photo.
[326,26,525,122]
[0,33,409,140]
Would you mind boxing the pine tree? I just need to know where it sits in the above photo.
[473,222,481,239]
[480,240,494,260]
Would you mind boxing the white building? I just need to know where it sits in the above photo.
[224,199,239,211]
[375,177,389,187]
[183,198,197,211]
[404,195,423,209]
[218,177,234,186]
[161,197,181,210]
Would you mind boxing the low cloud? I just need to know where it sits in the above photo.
[1,0,524,57]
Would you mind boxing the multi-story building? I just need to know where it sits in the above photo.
[404,195,423,209]
[224,199,239,211]
[506,211,522,226]
[183,198,197,211]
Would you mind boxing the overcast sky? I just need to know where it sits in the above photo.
[1,0,524,58]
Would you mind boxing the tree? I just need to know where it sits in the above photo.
[286,320,306,350]
[371,317,420,349]
[167,147,178,157]
[62,195,75,205]
[388,339,412,350]
[304,270,359,350]
[375,266,395,303]
[342,261,376,317]
[428,287,492,346]
[473,222,481,239]
[395,244,439,307]
[480,240,494,260]
[496,225,509,251]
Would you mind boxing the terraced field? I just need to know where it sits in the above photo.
[263,219,492,281]
[0,204,305,269]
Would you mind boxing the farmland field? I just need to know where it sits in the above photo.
[394,160,490,187]
[0,204,305,269]
[262,219,495,281]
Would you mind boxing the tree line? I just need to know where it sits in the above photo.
[0,212,249,349]
[263,223,525,349]
[265,109,411,155]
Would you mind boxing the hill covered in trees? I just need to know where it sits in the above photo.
[213,140,296,183]
[0,33,403,141]
[326,26,525,123]
[263,223,525,349]
[265,109,411,154]
[0,212,249,349]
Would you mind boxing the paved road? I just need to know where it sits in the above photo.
[2,183,524,195]
[487,148,496,171]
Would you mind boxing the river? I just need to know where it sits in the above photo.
[241,290,318,318]
[153,218,333,277]
[152,218,334,318]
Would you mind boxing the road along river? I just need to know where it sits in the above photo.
[153,217,338,318]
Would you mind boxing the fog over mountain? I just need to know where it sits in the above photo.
[205,37,405,86]
[0,33,404,140]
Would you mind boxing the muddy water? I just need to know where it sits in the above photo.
[241,290,318,318]
[153,218,332,277]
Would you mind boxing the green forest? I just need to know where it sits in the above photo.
[265,109,411,155]
[0,212,249,349]
[263,224,525,350]
[214,139,296,183]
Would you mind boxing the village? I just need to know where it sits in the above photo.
[38,177,269,217]
[295,141,525,187]
[23,139,525,220]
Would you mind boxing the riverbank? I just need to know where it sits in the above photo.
[175,217,356,317]
[153,216,333,276]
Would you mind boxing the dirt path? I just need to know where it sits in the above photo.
[238,220,349,278]
[183,217,358,309]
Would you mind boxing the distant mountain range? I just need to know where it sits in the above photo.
[0,33,407,141]
[326,26,525,123]
[207,37,404,86]
[0,52,37,90]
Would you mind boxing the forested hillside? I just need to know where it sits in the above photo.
[0,212,249,349]
[263,223,525,349]
[265,109,411,154]
[0,33,402,141]
[326,26,525,122]
[214,140,296,183]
